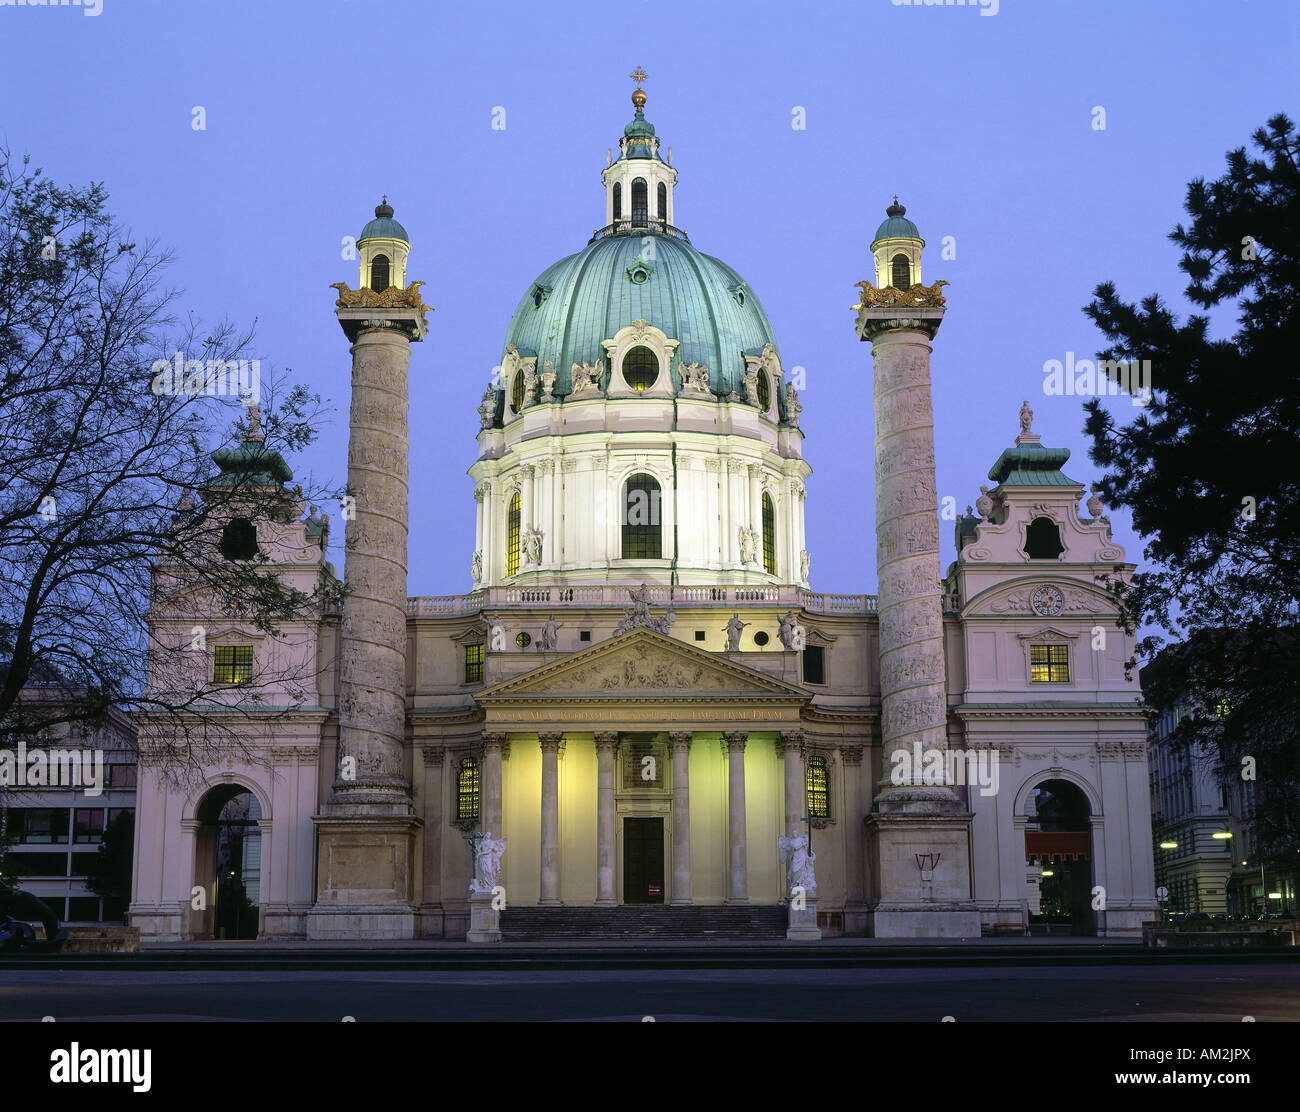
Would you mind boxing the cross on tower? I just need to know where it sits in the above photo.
[629,65,648,91]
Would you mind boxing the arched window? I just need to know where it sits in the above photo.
[370,253,390,291]
[632,178,648,224]
[622,473,662,559]
[220,518,258,561]
[761,493,776,575]
[613,181,622,220]
[505,491,521,576]
[756,370,771,411]
[456,757,480,822]
[807,755,829,820]
[1024,516,1065,559]
[510,370,525,413]
[891,253,910,289]
[657,181,667,221]
[622,345,659,391]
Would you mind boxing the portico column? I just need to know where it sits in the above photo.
[594,732,617,906]
[482,733,505,834]
[723,731,749,904]
[669,731,692,905]
[781,730,805,839]
[538,732,562,905]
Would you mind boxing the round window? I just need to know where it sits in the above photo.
[622,346,659,391]
[629,266,649,285]
[515,632,532,648]
[510,370,525,412]
[753,630,770,647]
[757,371,771,411]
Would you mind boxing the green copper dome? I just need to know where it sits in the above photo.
[359,198,409,243]
[871,200,921,245]
[502,232,779,396]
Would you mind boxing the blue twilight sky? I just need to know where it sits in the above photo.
[1,0,1295,599]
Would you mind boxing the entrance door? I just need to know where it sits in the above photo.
[623,817,664,904]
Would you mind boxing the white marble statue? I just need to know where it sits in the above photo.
[1019,399,1034,436]
[469,832,507,895]
[779,828,817,895]
[478,384,496,429]
[724,612,749,651]
[539,614,562,651]
[471,551,482,584]
[799,548,810,583]
[680,359,710,393]
[778,609,799,650]
[976,484,994,521]
[738,525,756,565]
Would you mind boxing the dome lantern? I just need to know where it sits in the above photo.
[870,197,924,291]
[357,195,410,293]
[601,66,678,232]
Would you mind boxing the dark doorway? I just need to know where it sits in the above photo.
[194,785,262,940]
[1025,779,1093,936]
[623,817,664,904]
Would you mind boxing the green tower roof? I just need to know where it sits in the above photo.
[359,198,409,243]
[988,440,1080,487]
[871,199,921,245]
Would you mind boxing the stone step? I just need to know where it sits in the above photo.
[499,905,786,941]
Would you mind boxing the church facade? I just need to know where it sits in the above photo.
[128,80,1157,942]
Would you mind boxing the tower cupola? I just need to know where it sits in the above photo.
[357,196,410,292]
[601,67,678,231]
[870,197,924,291]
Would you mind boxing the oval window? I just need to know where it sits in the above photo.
[622,346,659,391]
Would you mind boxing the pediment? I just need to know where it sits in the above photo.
[476,628,808,701]
[966,576,1115,618]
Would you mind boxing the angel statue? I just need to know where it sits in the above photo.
[778,828,817,896]
[724,613,749,651]
[468,831,507,895]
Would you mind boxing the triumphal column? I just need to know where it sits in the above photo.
[307,200,430,939]
[854,201,979,937]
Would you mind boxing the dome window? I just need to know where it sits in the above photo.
[510,370,525,413]
[891,253,911,290]
[370,253,390,292]
[622,473,663,559]
[657,182,667,221]
[632,178,648,225]
[761,493,777,575]
[505,491,522,576]
[219,518,258,561]
[626,256,653,285]
[757,371,771,412]
[1024,516,1065,560]
[613,182,622,220]
[622,346,659,391]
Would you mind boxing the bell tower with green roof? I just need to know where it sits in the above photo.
[600,67,678,231]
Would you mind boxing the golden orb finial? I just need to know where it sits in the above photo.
[630,65,648,109]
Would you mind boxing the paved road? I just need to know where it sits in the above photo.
[3,963,1297,1021]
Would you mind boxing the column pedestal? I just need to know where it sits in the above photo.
[306,813,423,940]
[787,896,821,941]
[466,891,502,943]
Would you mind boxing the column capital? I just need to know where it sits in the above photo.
[780,728,805,751]
[482,732,506,752]
[421,745,445,767]
[594,732,618,753]
[722,730,748,752]
[668,730,692,751]
[841,744,865,766]
[538,732,564,752]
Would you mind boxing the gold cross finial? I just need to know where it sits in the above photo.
[630,65,648,91]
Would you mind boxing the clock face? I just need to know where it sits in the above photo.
[1031,584,1065,617]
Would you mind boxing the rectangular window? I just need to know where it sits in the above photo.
[14,808,69,844]
[106,763,138,788]
[1030,643,1070,683]
[802,645,825,685]
[73,808,106,843]
[66,897,103,923]
[806,757,829,819]
[213,644,253,685]
[69,851,99,877]
[464,643,484,684]
[107,808,134,829]
[456,759,481,822]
